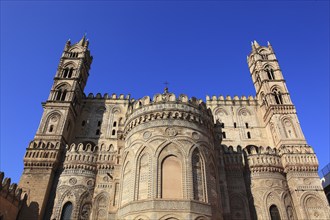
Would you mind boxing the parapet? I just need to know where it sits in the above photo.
[64,142,98,171]
[129,93,208,112]
[278,145,318,172]
[244,145,283,173]
[83,93,130,100]
[206,95,258,106]
[0,172,27,207]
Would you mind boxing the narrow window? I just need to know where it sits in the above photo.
[245,123,249,128]
[60,202,73,220]
[112,129,116,135]
[82,120,86,127]
[222,132,226,139]
[55,90,62,100]
[96,129,100,135]
[270,69,275,79]
[247,132,251,139]
[221,123,225,128]
[97,121,101,127]
[68,68,73,78]
[49,125,54,132]
[234,122,237,128]
[270,205,281,220]
[60,90,67,101]
[62,68,68,78]
[113,121,117,127]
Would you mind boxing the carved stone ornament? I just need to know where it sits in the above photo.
[165,127,177,136]
[192,132,199,140]
[69,177,77,185]
[87,179,95,187]
[143,131,152,139]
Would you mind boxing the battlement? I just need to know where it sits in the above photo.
[278,145,318,172]
[83,93,131,100]
[130,93,207,111]
[244,145,283,173]
[64,142,98,171]
[0,172,27,207]
[23,140,62,168]
[206,95,258,105]
[222,145,245,172]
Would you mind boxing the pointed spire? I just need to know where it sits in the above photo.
[253,40,260,48]
[78,33,86,46]
[251,41,256,52]
[267,41,273,51]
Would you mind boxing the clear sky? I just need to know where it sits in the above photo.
[1,1,329,183]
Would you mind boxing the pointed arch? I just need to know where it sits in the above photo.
[271,86,283,104]
[60,202,73,220]
[192,148,206,202]
[137,151,151,200]
[281,116,297,138]
[270,205,281,220]
[121,161,132,205]
[161,155,182,199]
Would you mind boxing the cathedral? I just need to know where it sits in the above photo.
[14,36,330,220]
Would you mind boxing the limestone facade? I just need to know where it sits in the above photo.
[18,37,330,220]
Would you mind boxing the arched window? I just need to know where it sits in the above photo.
[60,202,73,220]
[234,122,237,128]
[113,121,117,127]
[247,132,251,139]
[62,68,69,78]
[60,90,67,101]
[266,69,275,80]
[68,68,73,78]
[192,149,204,201]
[49,125,54,132]
[162,155,182,199]
[272,88,283,104]
[54,85,69,101]
[222,132,226,139]
[245,123,249,128]
[112,129,116,135]
[270,205,281,220]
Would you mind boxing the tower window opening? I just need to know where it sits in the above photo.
[270,205,281,220]
[62,68,69,78]
[113,121,117,127]
[247,131,251,139]
[245,123,249,128]
[82,120,86,127]
[234,122,237,128]
[112,129,116,135]
[273,88,283,105]
[60,202,73,220]
[49,125,54,132]
[222,132,226,139]
[97,120,101,127]
[60,90,67,101]
[55,90,62,100]
[68,68,73,78]
[267,69,275,80]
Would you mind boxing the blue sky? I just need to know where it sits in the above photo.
[1,1,329,183]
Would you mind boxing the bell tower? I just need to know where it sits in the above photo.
[247,41,306,148]
[18,36,93,219]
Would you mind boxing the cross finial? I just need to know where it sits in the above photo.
[164,81,169,94]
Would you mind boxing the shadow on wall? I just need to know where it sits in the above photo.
[17,201,39,220]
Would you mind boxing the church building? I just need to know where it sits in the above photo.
[16,36,330,220]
